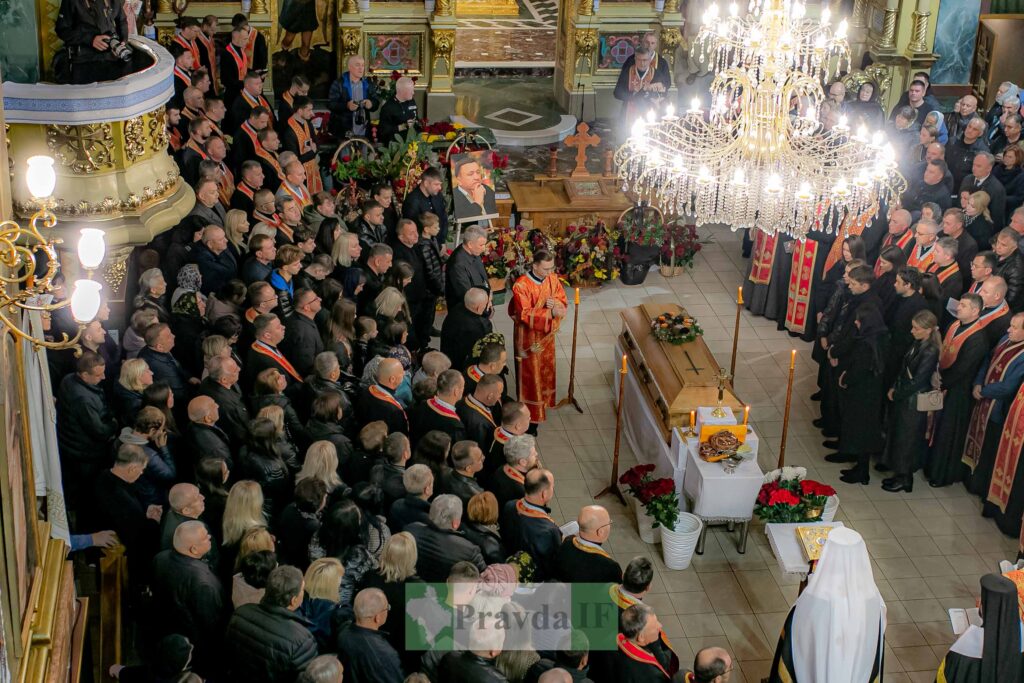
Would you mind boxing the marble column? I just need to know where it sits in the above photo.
[929,0,981,83]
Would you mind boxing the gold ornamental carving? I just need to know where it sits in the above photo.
[124,116,146,163]
[102,247,135,293]
[877,6,897,50]
[341,0,358,13]
[432,29,456,68]
[659,27,683,67]
[251,0,270,13]
[341,27,362,56]
[12,171,181,218]
[156,27,175,47]
[908,10,932,54]
[663,0,679,14]
[435,0,454,17]
[574,28,598,73]
[157,0,173,12]
[841,64,893,101]
[147,111,170,153]
[577,0,593,17]
[45,123,115,174]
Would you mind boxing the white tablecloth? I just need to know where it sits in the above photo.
[765,521,847,578]
[682,438,763,523]
[612,341,680,490]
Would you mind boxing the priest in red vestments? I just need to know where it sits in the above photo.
[509,251,567,426]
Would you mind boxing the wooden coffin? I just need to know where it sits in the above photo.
[620,303,744,442]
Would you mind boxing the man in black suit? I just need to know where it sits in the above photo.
[185,396,233,468]
[402,168,449,245]
[409,369,466,445]
[355,358,408,435]
[961,151,1008,230]
[884,267,928,388]
[243,313,303,392]
[282,288,324,378]
[441,288,493,371]
[230,161,265,223]
[941,208,979,289]
[370,433,411,514]
[489,433,539,509]
[457,373,502,452]
[388,464,433,530]
[501,468,561,580]
[486,402,531,479]
[406,495,486,582]
[439,441,484,507]
[928,238,963,326]
[356,244,393,315]
[452,156,498,222]
[93,444,161,579]
[445,226,490,315]
[553,505,623,584]
[196,357,250,450]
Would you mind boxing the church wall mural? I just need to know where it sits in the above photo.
[598,33,640,70]
[367,33,424,75]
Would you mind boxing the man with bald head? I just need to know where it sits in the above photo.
[553,504,623,583]
[502,468,562,580]
[978,275,1012,345]
[378,76,419,145]
[151,520,226,676]
[336,588,403,682]
[356,357,408,434]
[185,395,232,467]
[441,286,494,370]
[276,159,312,208]
[159,483,213,557]
[692,646,734,683]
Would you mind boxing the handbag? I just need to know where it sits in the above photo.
[916,390,943,412]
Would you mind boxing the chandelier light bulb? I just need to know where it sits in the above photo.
[765,174,783,194]
[792,2,805,19]
[729,1,738,16]
[78,229,106,270]
[673,155,684,170]
[732,168,746,184]
[837,19,848,38]
[646,109,656,124]
[853,171,870,187]
[690,97,701,112]
[26,156,56,200]
[631,119,646,138]
[708,3,719,19]
[836,115,848,129]
[855,124,868,140]
[814,34,826,50]
[751,26,763,43]
[870,131,884,146]
[664,103,676,119]
[70,280,103,324]
[833,178,850,196]
[820,7,830,25]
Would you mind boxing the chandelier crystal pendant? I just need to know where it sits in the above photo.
[615,0,906,239]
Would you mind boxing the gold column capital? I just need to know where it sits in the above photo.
[907,10,932,54]
[341,0,359,14]
[251,0,270,14]
[435,0,454,17]
[577,0,593,16]
[663,0,680,14]
[876,5,898,51]
[660,26,683,67]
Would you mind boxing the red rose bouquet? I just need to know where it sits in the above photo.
[754,469,835,522]
[619,464,679,530]
[799,480,836,509]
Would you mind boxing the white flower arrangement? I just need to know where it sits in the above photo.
[763,466,807,484]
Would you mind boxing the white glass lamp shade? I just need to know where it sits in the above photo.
[70,280,103,323]
[26,156,56,199]
[78,229,106,270]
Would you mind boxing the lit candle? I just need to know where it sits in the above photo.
[790,349,796,370]
[737,285,744,306]
[743,405,750,425]
[621,354,628,374]
[689,410,696,430]
[574,287,580,305]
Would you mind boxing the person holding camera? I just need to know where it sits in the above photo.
[56,0,132,84]
[328,55,379,139]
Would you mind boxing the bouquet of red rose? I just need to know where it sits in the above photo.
[799,480,836,509]
[620,464,656,500]
[619,464,679,530]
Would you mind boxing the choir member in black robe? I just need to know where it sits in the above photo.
[456,374,502,452]
[935,574,1023,683]
[927,294,992,487]
[552,505,622,584]
[409,370,465,445]
[484,402,530,480]
[499,469,561,581]
[355,358,409,435]
[927,237,963,327]
[242,313,303,393]
[882,310,940,492]
[487,432,536,508]
[603,557,679,679]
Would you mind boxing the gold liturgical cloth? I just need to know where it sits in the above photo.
[620,303,744,441]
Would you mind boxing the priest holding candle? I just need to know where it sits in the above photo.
[510,250,568,429]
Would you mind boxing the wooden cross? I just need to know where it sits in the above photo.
[565,122,601,178]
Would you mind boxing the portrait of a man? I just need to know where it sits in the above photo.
[451,150,499,223]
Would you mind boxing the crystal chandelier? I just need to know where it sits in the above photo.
[615,0,906,238]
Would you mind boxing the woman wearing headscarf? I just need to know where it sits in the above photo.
[924,111,950,144]
[170,290,208,378]
[171,263,203,307]
[936,573,1023,682]
[837,304,889,485]
[845,81,885,131]
[769,528,886,683]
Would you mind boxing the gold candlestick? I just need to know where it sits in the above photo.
[684,409,697,438]
[711,367,732,418]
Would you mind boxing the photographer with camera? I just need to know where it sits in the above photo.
[55,0,132,84]
[328,55,379,139]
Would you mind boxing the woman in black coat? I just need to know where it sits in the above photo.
[238,417,294,519]
[837,304,889,485]
[461,491,507,565]
[881,310,941,493]
[251,368,311,451]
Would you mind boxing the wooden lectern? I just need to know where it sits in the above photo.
[507,122,632,237]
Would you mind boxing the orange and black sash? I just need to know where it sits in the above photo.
[242,90,274,125]
[964,339,1024,470]
[369,384,406,413]
[463,395,496,427]
[928,261,960,284]
[251,341,302,382]
[427,397,461,421]
[196,31,219,90]
[173,65,192,88]
[225,44,248,84]
[173,35,200,66]
[502,465,525,485]
[616,635,671,679]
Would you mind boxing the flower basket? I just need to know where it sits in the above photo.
[556,222,620,287]
[661,513,702,570]
[659,264,685,277]
[754,468,836,524]
[488,276,508,293]
[629,494,660,544]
